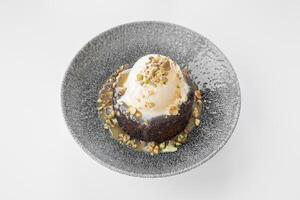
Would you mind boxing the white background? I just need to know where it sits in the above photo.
[1,0,300,199]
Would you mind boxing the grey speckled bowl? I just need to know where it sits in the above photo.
[61,21,241,177]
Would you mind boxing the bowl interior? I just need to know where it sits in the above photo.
[62,22,240,177]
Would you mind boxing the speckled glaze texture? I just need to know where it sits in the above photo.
[61,21,241,177]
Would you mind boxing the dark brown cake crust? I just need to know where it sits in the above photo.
[113,71,194,143]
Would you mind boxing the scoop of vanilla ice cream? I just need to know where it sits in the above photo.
[118,54,189,119]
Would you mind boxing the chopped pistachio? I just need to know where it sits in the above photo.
[136,73,143,81]
[175,142,182,147]
[107,110,115,119]
[127,140,138,149]
[178,134,184,141]
[162,71,168,76]
[152,66,159,72]
[169,105,179,115]
[145,102,155,108]
[97,105,104,111]
[162,144,177,152]
[116,68,122,74]
[153,56,161,63]
[123,135,130,142]
[103,124,109,129]
[145,142,160,155]
[194,90,202,99]
[144,79,150,84]
[177,133,187,143]
[118,87,126,96]
[105,119,114,127]
[192,107,199,118]
[195,118,200,126]
[175,90,182,98]
[160,60,171,71]
[106,91,113,97]
[135,112,142,118]
[153,145,160,154]
[161,76,168,84]
[111,118,118,125]
[159,142,166,149]
[129,106,137,115]
[118,133,130,143]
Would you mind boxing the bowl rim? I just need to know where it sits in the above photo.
[61,20,241,178]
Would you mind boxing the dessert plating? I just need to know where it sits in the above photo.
[97,55,202,155]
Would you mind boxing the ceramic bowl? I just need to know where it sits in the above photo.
[61,21,241,177]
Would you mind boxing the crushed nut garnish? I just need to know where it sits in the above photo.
[118,133,130,143]
[195,118,200,126]
[103,124,109,129]
[117,87,126,96]
[175,90,182,99]
[161,77,168,84]
[129,106,137,115]
[175,142,182,147]
[107,110,115,119]
[111,118,118,125]
[152,56,161,63]
[153,146,160,155]
[107,91,113,97]
[162,143,177,153]
[192,107,199,118]
[161,60,171,71]
[145,102,155,108]
[177,134,184,142]
[136,55,172,87]
[169,105,179,115]
[176,133,187,144]
[97,106,104,111]
[145,142,160,155]
[126,140,138,149]
[136,73,143,81]
[194,90,202,100]
[144,79,150,84]
[159,142,166,149]
[135,111,142,118]
[105,119,114,128]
